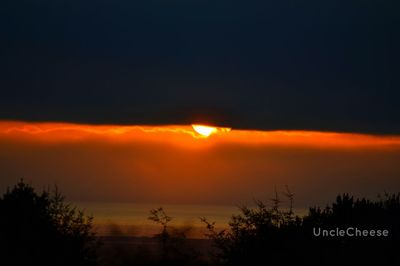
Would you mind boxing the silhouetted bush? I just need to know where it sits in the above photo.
[0,180,99,266]
[302,193,400,266]
[201,187,303,266]
[202,190,400,266]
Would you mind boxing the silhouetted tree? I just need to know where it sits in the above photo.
[0,180,99,266]
[148,207,204,265]
[149,207,172,260]
[201,188,302,266]
[203,190,400,266]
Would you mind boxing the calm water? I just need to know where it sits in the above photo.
[76,202,307,238]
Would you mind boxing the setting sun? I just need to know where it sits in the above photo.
[192,125,218,137]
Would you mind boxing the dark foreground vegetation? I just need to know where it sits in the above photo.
[0,180,98,266]
[0,181,399,266]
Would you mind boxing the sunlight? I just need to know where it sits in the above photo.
[192,125,218,137]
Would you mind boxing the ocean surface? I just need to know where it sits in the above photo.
[76,202,308,239]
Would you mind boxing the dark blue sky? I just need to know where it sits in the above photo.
[1,0,399,133]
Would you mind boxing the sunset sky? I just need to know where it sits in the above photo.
[0,121,399,207]
[0,1,399,207]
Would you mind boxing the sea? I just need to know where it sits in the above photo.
[75,202,308,239]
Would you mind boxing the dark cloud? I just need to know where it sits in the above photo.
[1,0,399,133]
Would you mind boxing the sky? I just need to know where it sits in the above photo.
[0,1,400,206]
[1,0,399,133]
[0,121,399,207]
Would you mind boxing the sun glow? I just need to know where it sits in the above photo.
[192,125,218,137]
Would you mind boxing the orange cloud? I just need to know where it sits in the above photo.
[1,121,400,149]
[0,120,399,206]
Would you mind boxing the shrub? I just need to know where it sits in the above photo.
[202,189,400,266]
[0,180,99,266]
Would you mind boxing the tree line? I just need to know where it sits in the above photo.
[0,180,399,266]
